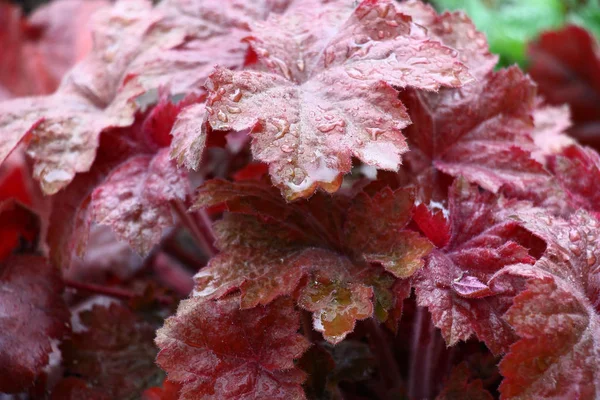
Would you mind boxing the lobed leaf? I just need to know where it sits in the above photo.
[156,296,310,400]
[192,179,431,342]
[205,0,472,200]
[412,180,540,354]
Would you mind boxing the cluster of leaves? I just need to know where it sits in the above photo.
[1,0,600,399]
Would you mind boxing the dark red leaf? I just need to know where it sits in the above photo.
[155,296,310,400]
[0,255,70,393]
[412,180,539,354]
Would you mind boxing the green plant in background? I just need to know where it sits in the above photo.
[433,0,600,67]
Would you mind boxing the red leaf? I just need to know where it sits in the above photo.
[155,296,310,400]
[205,0,472,200]
[0,255,70,393]
[548,144,600,218]
[412,180,539,354]
[528,25,600,150]
[192,179,431,342]
[91,148,189,255]
[493,207,600,398]
[61,303,163,399]
[413,202,450,248]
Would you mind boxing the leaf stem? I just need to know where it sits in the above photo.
[365,318,403,391]
[171,199,216,258]
[64,278,173,305]
[408,306,444,399]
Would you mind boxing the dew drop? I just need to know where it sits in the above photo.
[230,89,243,102]
[569,229,581,242]
[569,244,582,257]
[346,67,367,80]
[296,59,305,72]
[217,110,228,122]
[217,88,226,96]
[205,106,214,115]
[282,145,293,153]
[366,127,384,139]
[377,30,385,39]
[271,118,290,139]
[227,106,241,114]
[587,252,597,266]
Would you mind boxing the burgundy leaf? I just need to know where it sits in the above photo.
[155,296,310,400]
[412,180,539,354]
[0,256,70,393]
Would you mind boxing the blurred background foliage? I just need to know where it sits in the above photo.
[432,0,600,67]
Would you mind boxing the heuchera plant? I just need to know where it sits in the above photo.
[1,0,599,399]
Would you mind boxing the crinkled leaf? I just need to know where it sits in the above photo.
[412,180,539,354]
[155,296,310,400]
[91,148,188,256]
[528,25,600,151]
[205,0,472,200]
[61,303,164,399]
[493,207,600,399]
[193,179,431,342]
[0,255,70,393]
